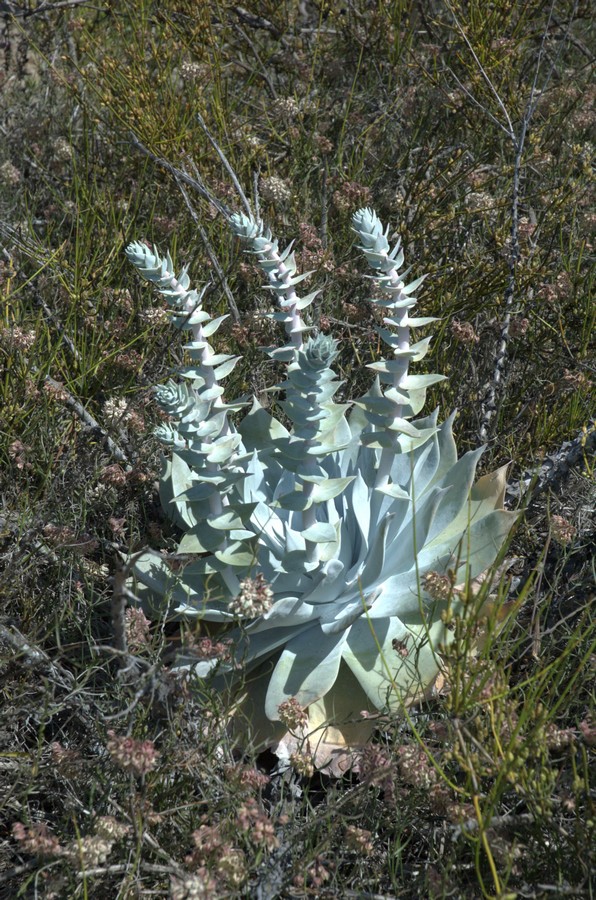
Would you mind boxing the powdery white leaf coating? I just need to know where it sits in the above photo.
[125,207,517,766]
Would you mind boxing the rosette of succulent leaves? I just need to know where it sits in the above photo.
[125,208,516,770]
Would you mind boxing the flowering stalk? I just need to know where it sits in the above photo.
[230,214,317,361]
[230,217,353,563]
[125,243,248,595]
[272,332,352,565]
[352,208,444,490]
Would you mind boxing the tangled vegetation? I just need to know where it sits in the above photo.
[0,2,594,898]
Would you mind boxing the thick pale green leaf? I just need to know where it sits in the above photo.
[199,315,229,337]
[238,398,290,450]
[266,269,315,290]
[302,522,337,543]
[178,521,226,554]
[209,503,258,530]
[343,616,412,708]
[213,356,242,380]
[265,628,348,717]
[185,308,211,326]
[400,373,447,390]
[206,434,243,463]
[302,476,356,502]
[376,483,410,500]
[295,289,322,310]
[359,431,397,449]
[214,542,258,567]
[273,490,313,512]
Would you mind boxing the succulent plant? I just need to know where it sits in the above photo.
[124,208,516,771]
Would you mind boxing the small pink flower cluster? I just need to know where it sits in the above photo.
[259,175,291,204]
[289,750,315,778]
[112,349,144,372]
[544,723,575,751]
[277,697,309,731]
[170,873,218,899]
[185,821,247,889]
[43,380,70,402]
[108,516,127,536]
[450,319,480,345]
[13,817,130,867]
[184,636,231,661]
[8,440,31,470]
[102,464,128,487]
[423,570,455,602]
[224,763,270,792]
[236,799,279,850]
[358,744,395,803]
[297,222,334,273]
[229,573,273,618]
[550,515,577,546]
[1,325,36,351]
[187,823,227,861]
[42,524,98,555]
[396,744,438,790]
[0,160,21,185]
[106,730,159,775]
[537,272,573,303]
[293,855,333,890]
[50,741,82,776]
[180,61,210,84]
[332,180,372,213]
[95,816,130,841]
[392,637,409,658]
[509,316,529,338]
[125,607,151,651]
[345,825,374,854]
[66,835,114,866]
[271,96,300,118]
[12,822,64,858]
[518,216,537,241]
[314,133,333,154]
[579,716,596,747]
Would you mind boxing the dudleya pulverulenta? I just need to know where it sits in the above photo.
[124,207,516,770]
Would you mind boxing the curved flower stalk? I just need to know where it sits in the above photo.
[351,208,445,487]
[230,213,317,361]
[124,242,251,600]
[126,210,517,772]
